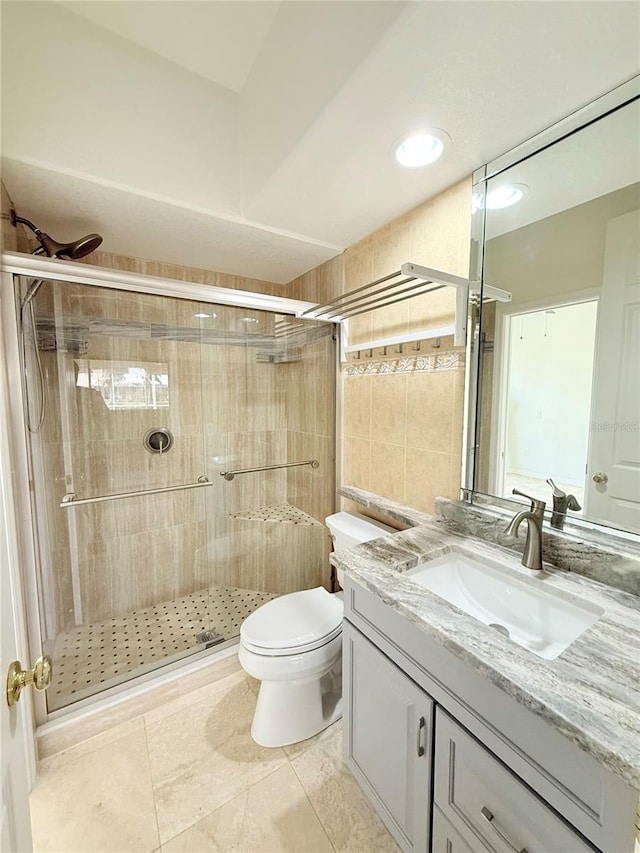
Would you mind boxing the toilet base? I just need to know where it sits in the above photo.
[251,661,342,748]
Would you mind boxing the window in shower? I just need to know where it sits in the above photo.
[19,277,336,712]
[75,359,169,410]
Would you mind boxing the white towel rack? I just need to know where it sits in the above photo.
[299,262,511,357]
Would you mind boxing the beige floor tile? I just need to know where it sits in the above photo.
[162,764,334,853]
[143,668,246,726]
[146,676,288,843]
[39,717,145,772]
[291,724,400,853]
[282,718,340,762]
[30,729,159,853]
[37,653,242,761]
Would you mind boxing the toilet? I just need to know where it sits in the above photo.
[239,511,395,747]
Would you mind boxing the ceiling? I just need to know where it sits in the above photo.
[485,98,640,240]
[1,1,639,285]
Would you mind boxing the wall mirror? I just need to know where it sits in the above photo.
[468,80,640,538]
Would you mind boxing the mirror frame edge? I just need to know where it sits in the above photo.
[462,75,640,549]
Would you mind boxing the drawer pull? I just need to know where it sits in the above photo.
[417,716,426,757]
[481,806,529,853]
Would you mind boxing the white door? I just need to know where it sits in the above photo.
[586,210,640,528]
[1,312,34,852]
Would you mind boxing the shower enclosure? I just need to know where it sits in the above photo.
[9,266,336,714]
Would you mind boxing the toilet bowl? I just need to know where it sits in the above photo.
[239,512,395,748]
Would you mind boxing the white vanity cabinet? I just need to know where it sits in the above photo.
[432,807,475,853]
[343,625,433,851]
[433,709,592,853]
[342,578,639,853]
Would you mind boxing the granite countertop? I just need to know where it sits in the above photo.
[332,489,640,790]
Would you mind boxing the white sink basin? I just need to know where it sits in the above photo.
[406,551,604,660]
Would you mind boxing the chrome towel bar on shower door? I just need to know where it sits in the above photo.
[220,460,319,481]
[60,476,212,507]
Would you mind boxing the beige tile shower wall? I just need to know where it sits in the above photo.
[284,335,336,518]
[283,332,337,588]
[37,291,283,631]
[81,252,284,297]
[41,286,212,631]
[31,270,336,631]
[205,514,326,595]
[289,178,472,516]
[198,307,332,598]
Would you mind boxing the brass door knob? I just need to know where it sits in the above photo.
[6,655,53,708]
[592,471,609,484]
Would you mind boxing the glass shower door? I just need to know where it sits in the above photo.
[200,305,336,646]
[20,276,335,712]
[23,277,215,710]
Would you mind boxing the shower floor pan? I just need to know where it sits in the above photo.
[43,585,276,712]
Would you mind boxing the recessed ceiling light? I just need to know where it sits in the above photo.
[194,312,217,319]
[391,129,449,168]
[242,317,259,324]
[485,183,529,210]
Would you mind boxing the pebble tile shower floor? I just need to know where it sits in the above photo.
[44,585,276,711]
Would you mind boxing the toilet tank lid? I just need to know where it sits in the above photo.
[241,587,343,650]
[325,511,396,541]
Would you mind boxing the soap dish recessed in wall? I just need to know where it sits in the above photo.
[143,428,173,455]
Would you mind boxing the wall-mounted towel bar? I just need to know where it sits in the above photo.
[60,476,212,507]
[220,459,319,481]
[300,262,511,323]
[300,261,511,359]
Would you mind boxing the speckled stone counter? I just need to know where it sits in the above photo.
[333,488,640,790]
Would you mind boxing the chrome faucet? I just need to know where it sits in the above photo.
[546,478,581,530]
[505,489,546,570]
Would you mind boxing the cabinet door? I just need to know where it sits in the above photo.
[434,709,594,853]
[343,622,433,852]
[432,806,479,853]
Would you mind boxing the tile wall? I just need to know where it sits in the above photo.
[5,172,470,638]
[289,178,472,516]
[29,284,332,640]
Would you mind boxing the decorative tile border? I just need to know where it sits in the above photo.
[343,350,465,376]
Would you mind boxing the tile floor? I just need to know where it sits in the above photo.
[31,654,400,853]
[45,586,276,711]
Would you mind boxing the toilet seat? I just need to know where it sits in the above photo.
[240,587,343,657]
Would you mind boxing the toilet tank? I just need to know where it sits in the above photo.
[325,511,395,550]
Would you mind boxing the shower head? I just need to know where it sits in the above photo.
[38,230,103,260]
[11,211,103,259]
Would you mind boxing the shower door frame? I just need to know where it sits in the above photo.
[1,251,341,726]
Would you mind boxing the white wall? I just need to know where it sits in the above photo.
[505,300,598,485]
[1,2,240,215]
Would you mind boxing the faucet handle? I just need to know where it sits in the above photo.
[511,488,546,513]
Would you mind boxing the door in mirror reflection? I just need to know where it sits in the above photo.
[586,210,640,529]
[498,300,597,511]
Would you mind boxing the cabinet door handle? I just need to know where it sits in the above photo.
[481,806,528,853]
[416,716,425,757]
